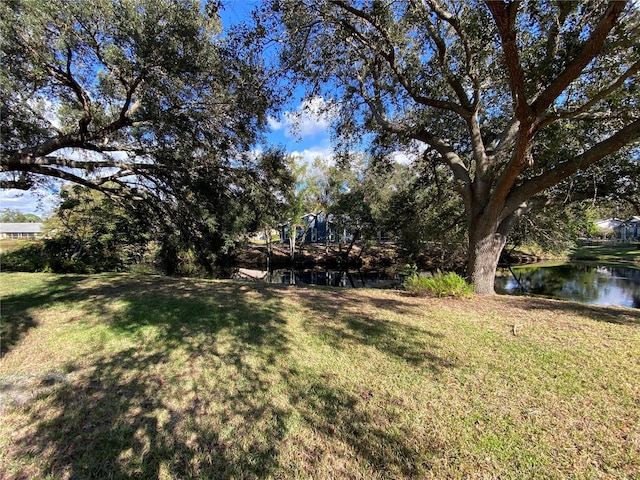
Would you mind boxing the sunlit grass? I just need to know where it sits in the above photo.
[1,273,639,479]
[570,242,640,267]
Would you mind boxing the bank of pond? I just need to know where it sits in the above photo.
[236,263,640,309]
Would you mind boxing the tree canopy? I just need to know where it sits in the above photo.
[3,0,639,286]
[1,0,272,195]
[267,0,640,293]
[0,0,292,273]
[0,209,42,223]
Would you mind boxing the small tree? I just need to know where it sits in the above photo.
[45,186,153,269]
[0,209,42,223]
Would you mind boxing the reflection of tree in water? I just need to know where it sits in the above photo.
[498,264,640,308]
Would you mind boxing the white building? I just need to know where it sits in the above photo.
[0,223,42,239]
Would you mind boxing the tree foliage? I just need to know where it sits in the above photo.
[0,0,293,273]
[0,209,41,223]
[2,186,153,272]
[1,0,269,192]
[266,0,640,293]
[46,186,152,270]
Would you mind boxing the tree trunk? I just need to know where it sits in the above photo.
[467,222,508,295]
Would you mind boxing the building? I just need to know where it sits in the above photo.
[280,212,328,244]
[593,217,640,240]
[0,223,43,240]
[620,216,640,240]
[280,212,354,244]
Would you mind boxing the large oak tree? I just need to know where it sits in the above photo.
[268,0,640,294]
[1,0,291,272]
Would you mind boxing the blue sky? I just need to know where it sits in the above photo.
[220,2,337,162]
[0,1,336,216]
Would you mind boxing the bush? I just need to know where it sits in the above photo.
[403,270,474,298]
[0,236,136,274]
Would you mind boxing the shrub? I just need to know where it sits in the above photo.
[403,270,474,298]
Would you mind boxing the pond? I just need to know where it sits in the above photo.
[495,263,640,309]
[237,263,640,309]
[248,269,402,290]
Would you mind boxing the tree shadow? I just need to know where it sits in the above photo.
[285,369,444,477]
[293,288,457,374]
[507,296,640,327]
[13,348,291,479]
[0,275,87,357]
[3,275,457,478]
[5,275,292,479]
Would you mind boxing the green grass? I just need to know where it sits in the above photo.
[569,242,640,267]
[1,273,639,479]
[403,270,474,297]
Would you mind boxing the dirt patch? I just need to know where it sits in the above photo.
[0,373,71,412]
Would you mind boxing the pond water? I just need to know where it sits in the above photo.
[259,269,402,289]
[239,263,640,309]
[495,263,640,309]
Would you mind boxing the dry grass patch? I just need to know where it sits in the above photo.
[1,273,639,479]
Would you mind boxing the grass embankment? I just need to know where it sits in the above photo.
[0,239,39,255]
[569,242,640,268]
[1,273,639,479]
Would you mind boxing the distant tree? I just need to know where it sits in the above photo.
[268,0,640,293]
[42,185,153,271]
[379,159,466,261]
[0,209,42,223]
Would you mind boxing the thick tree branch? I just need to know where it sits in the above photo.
[425,0,479,108]
[331,0,469,116]
[3,164,124,195]
[64,45,93,136]
[485,0,536,210]
[413,130,472,207]
[420,16,473,112]
[502,117,640,220]
[531,1,628,118]
[2,154,155,171]
[539,58,640,129]
[543,3,573,72]
[10,110,135,165]
[485,0,532,124]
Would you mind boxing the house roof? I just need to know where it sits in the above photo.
[595,218,623,230]
[0,222,42,234]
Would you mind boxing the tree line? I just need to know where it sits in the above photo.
[1,0,638,293]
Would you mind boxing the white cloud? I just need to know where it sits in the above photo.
[292,146,334,167]
[388,150,417,165]
[268,96,337,139]
[0,189,59,216]
[387,141,429,165]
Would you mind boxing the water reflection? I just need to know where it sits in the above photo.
[236,264,640,309]
[270,269,402,289]
[495,264,640,308]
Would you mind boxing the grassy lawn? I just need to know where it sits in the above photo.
[569,242,640,268]
[0,239,40,254]
[1,273,639,479]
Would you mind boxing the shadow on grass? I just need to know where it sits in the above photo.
[4,275,454,478]
[293,288,457,373]
[14,348,291,479]
[5,275,291,479]
[285,370,442,478]
[506,296,640,327]
[0,275,87,357]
